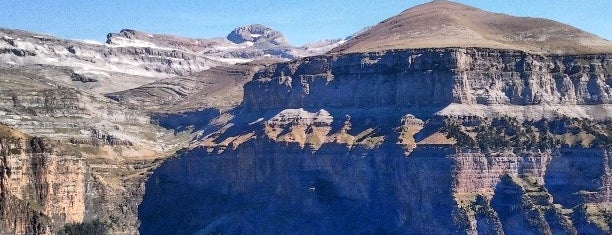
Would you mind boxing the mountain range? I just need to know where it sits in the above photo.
[0,1,610,234]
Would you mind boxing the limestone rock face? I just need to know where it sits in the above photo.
[0,29,223,95]
[244,48,612,118]
[141,141,611,234]
[0,128,88,234]
[141,146,462,235]
[139,47,611,234]
[0,60,184,235]
[1,1,611,234]
[226,24,288,46]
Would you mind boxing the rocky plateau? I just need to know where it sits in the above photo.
[0,0,611,235]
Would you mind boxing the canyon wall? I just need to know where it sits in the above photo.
[140,48,611,234]
[141,143,611,234]
[0,46,186,234]
[0,129,89,234]
[244,48,611,119]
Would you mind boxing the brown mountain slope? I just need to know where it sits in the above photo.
[331,0,612,54]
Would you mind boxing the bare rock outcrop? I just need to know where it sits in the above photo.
[0,126,87,234]
[139,31,612,235]
[226,24,288,46]
[1,1,611,234]
[244,48,611,119]
[0,29,223,95]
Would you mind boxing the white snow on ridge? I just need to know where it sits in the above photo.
[76,68,111,77]
[205,41,254,51]
[78,39,103,45]
[107,37,175,51]
[205,56,253,64]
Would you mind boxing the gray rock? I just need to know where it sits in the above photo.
[226,24,288,46]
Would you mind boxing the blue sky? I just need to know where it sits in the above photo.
[0,0,609,46]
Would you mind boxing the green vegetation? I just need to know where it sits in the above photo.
[443,122,476,148]
[443,116,611,150]
[57,220,107,235]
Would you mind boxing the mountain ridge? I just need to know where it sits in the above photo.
[331,0,612,54]
[0,1,610,234]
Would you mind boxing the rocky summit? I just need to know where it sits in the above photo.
[1,1,611,235]
[226,24,288,46]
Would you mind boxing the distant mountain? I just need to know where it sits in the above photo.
[331,0,612,54]
[0,25,345,95]
[1,1,610,235]
[106,24,344,63]
[140,2,612,234]
[0,28,223,94]
[226,24,288,45]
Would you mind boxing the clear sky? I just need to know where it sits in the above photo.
[0,0,609,46]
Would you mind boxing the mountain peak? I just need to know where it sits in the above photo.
[331,0,612,54]
[226,24,288,46]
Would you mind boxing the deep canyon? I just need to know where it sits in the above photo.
[0,1,611,234]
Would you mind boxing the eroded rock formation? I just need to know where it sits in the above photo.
[139,47,612,234]
[0,1,611,234]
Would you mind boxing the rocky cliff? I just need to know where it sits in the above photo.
[136,2,611,233]
[0,1,611,234]
[0,55,187,234]
[0,125,90,234]
[139,47,612,234]
[141,132,611,234]
[244,48,611,117]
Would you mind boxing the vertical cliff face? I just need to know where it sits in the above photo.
[0,54,186,234]
[1,1,611,234]
[141,145,463,234]
[141,142,611,234]
[244,48,611,112]
[454,149,611,234]
[0,122,175,235]
[0,127,91,234]
[139,46,611,234]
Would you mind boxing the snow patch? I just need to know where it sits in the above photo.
[32,35,51,40]
[76,69,111,77]
[107,37,174,50]
[78,39,103,45]
[205,56,253,64]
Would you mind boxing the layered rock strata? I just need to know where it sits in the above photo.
[140,47,612,234]
[244,48,611,117]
